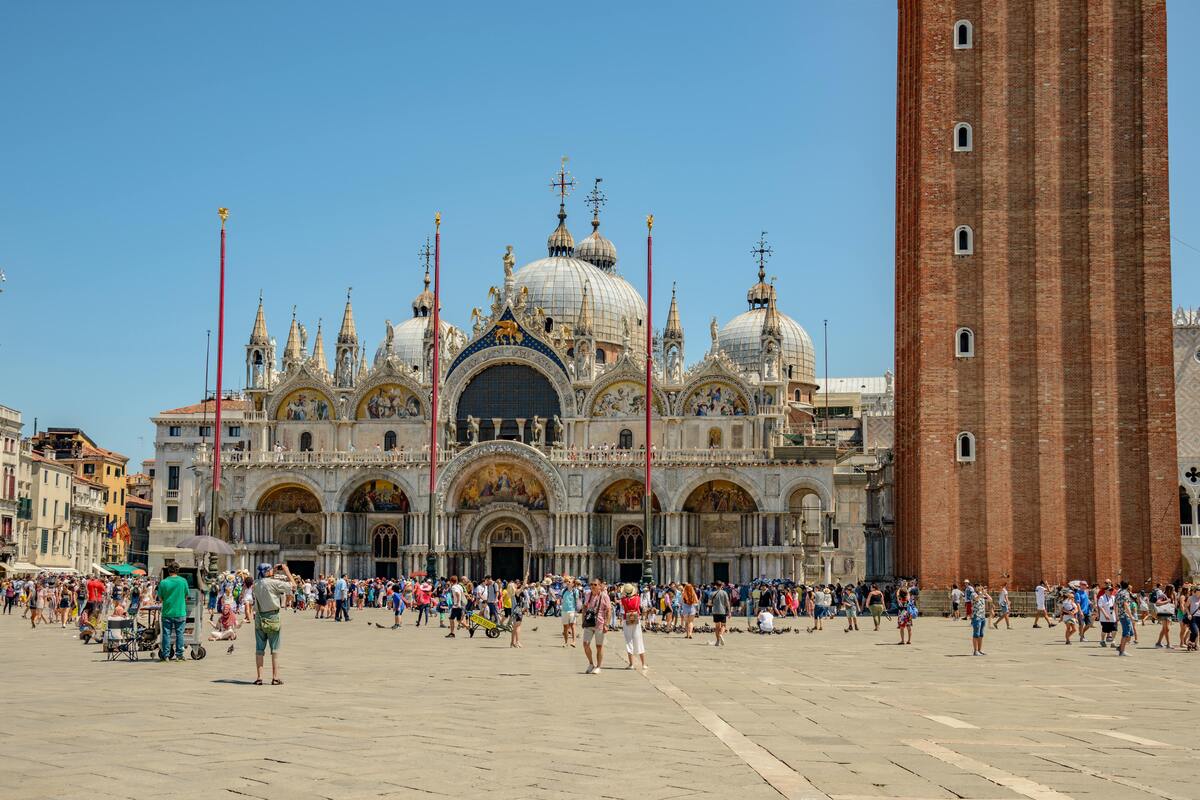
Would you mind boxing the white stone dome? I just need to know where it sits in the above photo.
[514,256,646,346]
[373,316,462,374]
[719,308,816,385]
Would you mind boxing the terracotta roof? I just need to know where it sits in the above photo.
[77,444,129,462]
[74,473,106,488]
[125,496,152,508]
[159,399,252,415]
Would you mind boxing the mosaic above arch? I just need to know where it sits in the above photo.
[276,388,334,421]
[357,384,421,420]
[681,381,749,417]
[682,480,757,513]
[345,480,411,513]
[590,381,665,417]
[594,479,661,513]
[258,484,322,514]
[458,461,548,511]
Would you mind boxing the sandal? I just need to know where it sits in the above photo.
[271,678,283,685]
[253,679,263,685]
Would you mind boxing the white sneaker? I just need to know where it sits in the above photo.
[585,664,595,674]
[592,667,602,674]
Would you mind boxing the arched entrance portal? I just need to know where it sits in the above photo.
[257,484,323,579]
[483,521,529,581]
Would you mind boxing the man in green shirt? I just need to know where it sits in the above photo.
[157,562,190,662]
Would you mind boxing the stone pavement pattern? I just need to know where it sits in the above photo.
[1,611,1196,800]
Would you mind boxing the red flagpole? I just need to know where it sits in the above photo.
[212,208,228,538]
[427,213,441,577]
[644,214,654,584]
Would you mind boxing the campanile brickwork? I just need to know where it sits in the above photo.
[895,0,1179,589]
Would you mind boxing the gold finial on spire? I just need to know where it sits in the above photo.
[218,207,229,227]
[435,211,441,230]
[646,214,654,232]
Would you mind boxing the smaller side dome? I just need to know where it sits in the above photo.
[576,228,618,272]
[412,266,434,318]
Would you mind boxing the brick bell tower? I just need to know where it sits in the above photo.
[894,0,1178,589]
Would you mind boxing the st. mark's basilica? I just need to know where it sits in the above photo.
[151,177,867,585]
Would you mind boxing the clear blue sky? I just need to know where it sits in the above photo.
[1,2,1198,466]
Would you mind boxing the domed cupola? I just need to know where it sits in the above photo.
[574,178,618,272]
[546,204,575,257]
[411,241,435,318]
[717,232,817,385]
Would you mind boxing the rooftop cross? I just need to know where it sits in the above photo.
[586,177,606,220]
[418,236,434,281]
[549,156,577,205]
[751,231,774,281]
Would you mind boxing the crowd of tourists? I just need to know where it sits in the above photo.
[948,577,1199,656]
[4,567,1197,683]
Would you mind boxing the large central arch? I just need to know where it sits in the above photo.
[451,362,562,444]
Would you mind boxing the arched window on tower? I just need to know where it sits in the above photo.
[955,327,975,358]
[794,388,802,402]
[383,430,397,451]
[595,347,607,365]
[954,225,974,255]
[954,122,973,152]
[957,432,976,462]
[618,429,633,450]
[544,316,554,333]
[954,20,973,49]
[299,432,313,452]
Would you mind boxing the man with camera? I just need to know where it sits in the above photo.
[252,563,294,686]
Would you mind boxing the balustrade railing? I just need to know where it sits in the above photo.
[195,444,776,467]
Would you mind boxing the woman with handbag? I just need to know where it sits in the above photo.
[619,583,646,670]
[582,579,611,674]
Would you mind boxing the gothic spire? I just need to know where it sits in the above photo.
[574,282,594,336]
[664,282,683,342]
[761,280,782,339]
[283,307,304,369]
[249,292,269,345]
[338,288,357,344]
[309,318,328,373]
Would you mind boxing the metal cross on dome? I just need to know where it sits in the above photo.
[418,236,433,272]
[1187,467,1200,484]
[751,231,774,279]
[550,156,577,203]
[586,177,606,217]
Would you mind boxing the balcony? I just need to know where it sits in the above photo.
[165,489,180,500]
[1183,524,1198,538]
[193,444,778,468]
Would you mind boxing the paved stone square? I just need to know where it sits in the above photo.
[1,611,1196,800]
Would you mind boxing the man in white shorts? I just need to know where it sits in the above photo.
[582,579,611,674]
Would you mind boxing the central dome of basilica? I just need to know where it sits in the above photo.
[512,204,646,346]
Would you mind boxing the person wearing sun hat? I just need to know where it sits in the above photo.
[619,583,646,670]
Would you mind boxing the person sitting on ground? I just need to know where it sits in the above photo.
[756,608,775,633]
[208,601,239,641]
